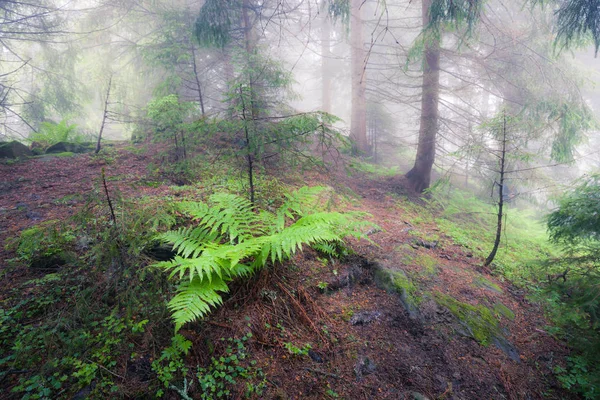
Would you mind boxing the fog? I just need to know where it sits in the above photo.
[1,0,599,202]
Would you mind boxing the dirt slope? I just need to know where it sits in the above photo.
[0,148,575,399]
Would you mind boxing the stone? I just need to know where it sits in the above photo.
[308,350,324,363]
[350,311,382,326]
[30,251,75,272]
[0,141,32,158]
[45,141,94,154]
[144,241,176,261]
[354,356,376,381]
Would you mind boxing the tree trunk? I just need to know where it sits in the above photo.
[190,44,206,116]
[96,75,112,154]
[350,0,368,156]
[321,10,332,113]
[406,0,440,193]
[484,113,507,267]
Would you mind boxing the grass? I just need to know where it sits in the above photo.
[423,186,559,282]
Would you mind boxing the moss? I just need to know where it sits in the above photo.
[435,293,500,346]
[33,152,75,159]
[374,268,420,318]
[415,254,438,277]
[474,276,503,294]
[394,243,417,265]
[493,303,515,321]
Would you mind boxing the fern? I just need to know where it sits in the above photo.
[154,186,378,330]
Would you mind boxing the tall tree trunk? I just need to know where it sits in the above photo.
[190,44,206,116]
[96,74,112,154]
[406,0,440,193]
[350,0,368,155]
[484,113,508,267]
[321,10,332,113]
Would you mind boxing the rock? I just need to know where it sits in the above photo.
[350,311,382,326]
[30,251,75,272]
[0,141,32,158]
[45,141,94,154]
[414,239,438,249]
[354,356,376,381]
[25,211,42,220]
[492,336,520,362]
[411,392,431,400]
[328,266,366,291]
[308,349,324,363]
[144,241,176,261]
[374,267,420,320]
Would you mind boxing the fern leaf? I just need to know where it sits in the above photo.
[275,186,327,231]
[169,276,229,331]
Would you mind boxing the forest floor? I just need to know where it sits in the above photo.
[0,143,577,399]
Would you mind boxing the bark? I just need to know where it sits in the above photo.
[350,0,368,155]
[190,44,205,116]
[95,75,112,154]
[484,114,507,267]
[321,11,332,113]
[406,0,440,193]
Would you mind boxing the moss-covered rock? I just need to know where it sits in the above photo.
[0,141,32,158]
[434,293,500,346]
[474,276,503,294]
[493,302,515,321]
[374,267,420,319]
[46,141,94,154]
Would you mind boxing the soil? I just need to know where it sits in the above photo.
[0,144,577,399]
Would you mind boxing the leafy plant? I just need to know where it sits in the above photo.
[28,119,86,149]
[196,333,265,399]
[283,342,312,357]
[154,186,375,330]
[152,334,192,397]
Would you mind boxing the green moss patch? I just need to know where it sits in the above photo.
[415,254,438,277]
[493,303,515,321]
[434,293,500,346]
[374,267,420,318]
[474,276,503,294]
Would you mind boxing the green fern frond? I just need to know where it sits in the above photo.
[275,186,327,231]
[154,187,378,331]
[169,276,229,331]
[179,194,264,242]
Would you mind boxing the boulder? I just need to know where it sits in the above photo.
[46,141,94,154]
[0,141,32,158]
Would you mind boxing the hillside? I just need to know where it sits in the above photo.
[0,145,578,399]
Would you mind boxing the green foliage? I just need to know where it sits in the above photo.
[553,356,597,399]
[195,0,240,48]
[196,333,265,399]
[28,119,85,149]
[147,95,194,138]
[424,184,557,281]
[523,101,596,163]
[283,342,312,357]
[428,0,481,34]
[544,174,600,398]
[155,186,375,330]
[9,221,75,263]
[548,174,600,247]
[152,334,192,397]
[552,0,600,55]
